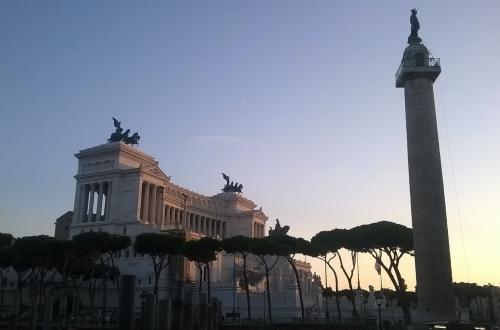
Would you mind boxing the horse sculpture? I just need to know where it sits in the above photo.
[268,219,290,236]
[108,118,140,146]
[222,173,243,193]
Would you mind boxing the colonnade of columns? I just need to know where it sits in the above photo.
[184,212,226,238]
[253,222,265,238]
[140,182,164,225]
[78,181,111,223]
[140,181,226,238]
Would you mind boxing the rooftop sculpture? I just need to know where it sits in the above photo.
[408,9,422,45]
[221,173,243,193]
[108,117,141,146]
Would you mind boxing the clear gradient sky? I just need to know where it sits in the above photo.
[1,1,499,290]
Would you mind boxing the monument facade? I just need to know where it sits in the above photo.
[67,126,321,319]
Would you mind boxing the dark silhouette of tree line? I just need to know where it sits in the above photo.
[0,220,427,327]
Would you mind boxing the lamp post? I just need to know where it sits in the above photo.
[376,294,383,330]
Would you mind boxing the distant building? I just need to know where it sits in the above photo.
[54,210,73,240]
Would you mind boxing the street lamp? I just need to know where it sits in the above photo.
[375,294,383,330]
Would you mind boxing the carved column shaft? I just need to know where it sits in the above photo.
[104,181,112,221]
[142,182,150,224]
[79,185,87,223]
[96,183,104,222]
[87,184,96,222]
[149,184,157,225]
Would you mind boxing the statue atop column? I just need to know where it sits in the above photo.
[408,9,422,45]
[221,173,243,193]
[108,117,141,146]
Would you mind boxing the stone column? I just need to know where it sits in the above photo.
[149,185,157,226]
[157,189,164,226]
[185,212,190,230]
[161,205,166,227]
[79,184,88,223]
[87,183,96,222]
[166,205,171,225]
[396,42,454,320]
[142,182,150,224]
[104,181,112,221]
[96,183,104,222]
[174,208,181,225]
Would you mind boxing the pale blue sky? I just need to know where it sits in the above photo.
[1,1,499,288]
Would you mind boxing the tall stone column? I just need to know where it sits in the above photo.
[149,185,157,226]
[185,212,190,230]
[142,182,150,224]
[87,184,96,222]
[396,22,454,321]
[166,205,171,225]
[104,181,112,221]
[157,188,165,226]
[78,184,88,223]
[96,183,104,221]
[175,208,180,225]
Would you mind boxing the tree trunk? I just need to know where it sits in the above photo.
[88,279,95,321]
[242,255,251,320]
[206,263,211,302]
[288,258,305,320]
[30,284,40,330]
[13,282,23,330]
[153,272,160,330]
[198,266,203,303]
[102,274,107,326]
[338,253,358,319]
[330,266,341,323]
[399,291,412,325]
[265,266,273,325]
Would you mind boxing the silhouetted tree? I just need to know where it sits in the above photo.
[222,235,255,320]
[249,237,287,325]
[11,252,33,330]
[310,232,343,322]
[313,229,359,319]
[13,235,55,330]
[134,232,185,329]
[183,237,221,302]
[269,235,310,320]
[349,221,413,324]
[73,231,130,323]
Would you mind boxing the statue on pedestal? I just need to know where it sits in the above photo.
[408,9,422,45]
[268,219,290,236]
